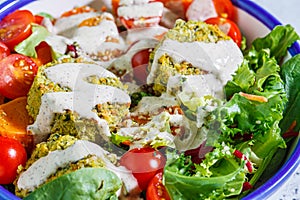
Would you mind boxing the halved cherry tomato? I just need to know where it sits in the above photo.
[181,0,193,12]
[120,147,166,190]
[0,10,34,51]
[146,172,171,200]
[0,54,38,99]
[213,0,235,20]
[0,136,27,184]
[0,41,10,60]
[205,17,242,47]
[112,0,120,16]
[131,48,152,85]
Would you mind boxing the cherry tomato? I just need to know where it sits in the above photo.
[213,0,235,20]
[205,17,242,47]
[146,172,171,200]
[120,147,166,190]
[0,41,10,60]
[0,54,38,99]
[112,0,120,16]
[0,136,27,184]
[181,0,193,12]
[131,48,152,85]
[0,10,34,51]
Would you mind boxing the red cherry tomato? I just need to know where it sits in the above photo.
[205,17,242,47]
[213,0,235,20]
[0,136,27,184]
[120,147,166,191]
[146,172,171,200]
[0,10,34,51]
[0,54,38,99]
[112,0,120,16]
[0,41,10,60]
[181,0,193,12]
[131,48,152,85]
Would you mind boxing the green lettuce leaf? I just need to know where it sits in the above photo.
[206,93,285,147]
[250,24,299,62]
[279,54,300,133]
[15,24,50,58]
[225,48,286,103]
[164,143,245,199]
[24,168,122,200]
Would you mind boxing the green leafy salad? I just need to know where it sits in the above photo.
[162,25,300,199]
[0,3,299,200]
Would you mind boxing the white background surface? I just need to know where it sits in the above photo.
[251,1,300,200]
[253,0,300,34]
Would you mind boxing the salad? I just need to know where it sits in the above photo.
[0,0,299,199]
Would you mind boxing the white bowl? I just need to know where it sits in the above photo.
[0,0,299,199]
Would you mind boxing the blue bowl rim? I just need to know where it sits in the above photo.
[0,0,299,200]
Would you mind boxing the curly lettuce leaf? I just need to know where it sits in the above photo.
[250,24,299,62]
[164,144,246,199]
[206,93,285,147]
[225,48,286,103]
[279,54,300,133]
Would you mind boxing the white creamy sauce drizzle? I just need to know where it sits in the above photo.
[44,34,72,55]
[72,18,126,54]
[120,112,176,149]
[186,0,218,21]
[117,2,163,19]
[147,38,243,86]
[119,0,150,6]
[27,63,131,144]
[54,12,100,37]
[44,63,116,90]
[17,140,138,193]
[109,39,159,77]
[167,74,224,99]
[132,93,178,115]
[125,26,167,44]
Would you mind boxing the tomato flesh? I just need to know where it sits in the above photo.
[0,54,38,99]
[0,41,10,60]
[213,0,235,20]
[131,48,152,85]
[0,136,27,184]
[120,147,166,190]
[205,17,242,47]
[146,172,171,200]
[0,10,34,51]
